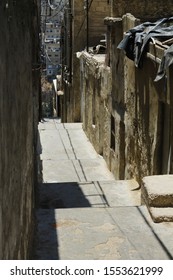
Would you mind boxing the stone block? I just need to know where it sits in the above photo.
[149,207,173,223]
[141,175,173,207]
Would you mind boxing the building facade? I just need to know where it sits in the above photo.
[45,22,61,76]
[41,0,66,78]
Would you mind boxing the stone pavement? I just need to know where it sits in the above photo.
[34,118,173,260]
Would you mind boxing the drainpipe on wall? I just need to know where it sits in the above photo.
[69,0,72,84]
[84,0,89,52]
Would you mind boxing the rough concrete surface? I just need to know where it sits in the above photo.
[35,118,173,260]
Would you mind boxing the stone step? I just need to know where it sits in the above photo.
[97,179,141,207]
[149,207,173,223]
[141,175,173,207]
[141,175,173,223]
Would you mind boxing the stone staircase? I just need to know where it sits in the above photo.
[141,175,173,222]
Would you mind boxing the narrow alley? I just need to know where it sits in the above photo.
[34,118,173,260]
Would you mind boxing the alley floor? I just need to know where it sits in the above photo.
[34,118,173,260]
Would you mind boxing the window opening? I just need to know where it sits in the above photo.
[111,115,115,150]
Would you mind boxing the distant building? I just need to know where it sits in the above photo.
[41,0,67,78]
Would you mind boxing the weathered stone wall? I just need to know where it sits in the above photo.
[61,0,111,123]
[73,0,86,52]
[66,1,173,182]
[80,53,111,156]
[119,14,173,182]
[111,0,173,19]
[89,0,110,46]
[0,0,40,259]
[80,13,173,183]
[73,0,110,50]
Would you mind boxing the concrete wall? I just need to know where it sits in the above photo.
[80,13,173,183]
[111,0,173,19]
[0,0,40,259]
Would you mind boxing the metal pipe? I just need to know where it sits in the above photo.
[68,0,72,83]
[84,0,89,51]
[86,0,89,52]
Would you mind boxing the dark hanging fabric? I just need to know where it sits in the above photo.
[155,45,173,81]
[117,17,173,77]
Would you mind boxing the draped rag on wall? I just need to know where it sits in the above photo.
[117,17,173,81]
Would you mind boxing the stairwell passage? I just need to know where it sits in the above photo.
[34,118,173,260]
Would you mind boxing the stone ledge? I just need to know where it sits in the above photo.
[149,207,173,223]
[141,175,173,207]
[104,17,122,26]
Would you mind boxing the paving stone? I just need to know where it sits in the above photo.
[79,158,115,181]
[35,208,171,260]
[63,123,83,129]
[38,182,106,208]
[140,206,173,255]
[40,130,69,160]
[107,206,172,259]
[54,123,64,130]
[40,119,57,130]
[35,208,138,260]
[68,130,98,158]
[42,160,80,183]
[98,179,141,207]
